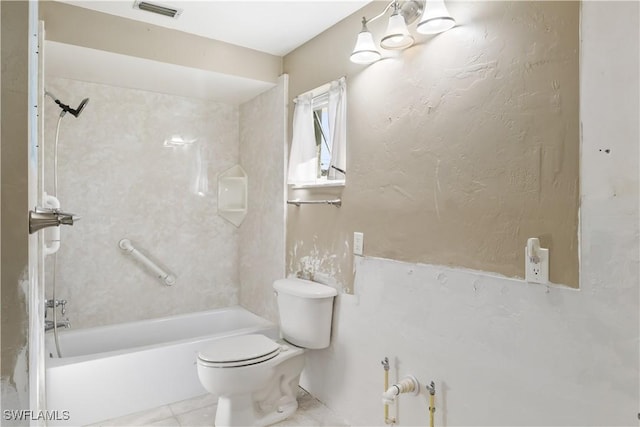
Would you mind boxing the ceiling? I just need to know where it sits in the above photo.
[58,0,371,56]
[47,1,371,104]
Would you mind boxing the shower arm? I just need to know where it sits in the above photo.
[44,90,68,110]
[44,89,90,118]
[44,90,58,101]
[45,90,71,117]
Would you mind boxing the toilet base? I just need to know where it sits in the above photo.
[198,338,306,427]
[261,397,298,426]
[215,394,255,427]
[214,388,299,427]
[210,353,304,427]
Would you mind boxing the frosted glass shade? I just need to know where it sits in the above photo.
[350,30,381,64]
[417,0,456,34]
[380,13,414,50]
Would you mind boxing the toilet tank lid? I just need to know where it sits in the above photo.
[273,278,338,299]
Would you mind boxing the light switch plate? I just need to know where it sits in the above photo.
[353,232,364,256]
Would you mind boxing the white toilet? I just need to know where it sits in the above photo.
[196,278,337,427]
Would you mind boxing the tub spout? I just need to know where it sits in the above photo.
[382,375,420,405]
[45,319,70,332]
[29,207,79,234]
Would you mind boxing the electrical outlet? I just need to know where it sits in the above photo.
[525,244,549,284]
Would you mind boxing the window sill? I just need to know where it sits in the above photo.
[290,180,345,190]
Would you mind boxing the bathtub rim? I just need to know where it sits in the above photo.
[45,305,277,366]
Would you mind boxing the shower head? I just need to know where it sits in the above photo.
[55,97,89,118]
[73,98,89,118]
[45,90,89,118]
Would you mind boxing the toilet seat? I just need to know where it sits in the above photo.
[198,334,281,368]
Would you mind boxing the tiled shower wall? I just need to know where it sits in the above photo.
[238,75,287,323]
[44,77,241,329]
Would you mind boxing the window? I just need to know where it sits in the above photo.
[288,77,346,187]
[313,97,332,179]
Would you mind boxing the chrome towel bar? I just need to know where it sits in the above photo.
[287,199,342,207]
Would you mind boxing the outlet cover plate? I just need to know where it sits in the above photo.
[525,246,549,284]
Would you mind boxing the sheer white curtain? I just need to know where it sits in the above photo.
[287,93,317,184]
[327,77,347,180]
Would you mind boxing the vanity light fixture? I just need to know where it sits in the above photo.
[350,0,456,65]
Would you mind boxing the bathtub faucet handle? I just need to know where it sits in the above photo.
[45,298,68,315]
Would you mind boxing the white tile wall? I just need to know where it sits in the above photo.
[238,75,287,322]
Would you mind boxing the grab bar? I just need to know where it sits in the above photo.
[118,238,176,286]
[287,199,342,207]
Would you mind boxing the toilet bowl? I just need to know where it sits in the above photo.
[197,334,305,426]
[196,278,337,427]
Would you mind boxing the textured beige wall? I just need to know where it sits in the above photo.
[39,1,282,85]
[238,75,287,323]
[284,1,579,289]
[1,0,30,402]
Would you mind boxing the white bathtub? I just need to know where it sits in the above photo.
[45,306,278,426]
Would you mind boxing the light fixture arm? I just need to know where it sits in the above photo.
[363,0,427,26]
[363,0,397,26]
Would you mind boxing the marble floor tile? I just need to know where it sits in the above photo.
[88,405,173,427]
[91,387,348,427]
[145,417,181,426]
[175,404,217,427]
[168,393,218,416]
[273,390,349,427]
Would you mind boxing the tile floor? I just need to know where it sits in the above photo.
[89,388,349,427]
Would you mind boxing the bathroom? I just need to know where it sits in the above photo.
[1,0,638,426]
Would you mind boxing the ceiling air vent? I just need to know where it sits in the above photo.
[133,1,182,18]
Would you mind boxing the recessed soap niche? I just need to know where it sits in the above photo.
[217,165,247,227]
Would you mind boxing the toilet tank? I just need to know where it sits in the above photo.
[273,278,337,349]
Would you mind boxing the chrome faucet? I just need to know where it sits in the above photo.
[45,299,67,317]
[29,207,79,234]
[45,319,70,332]
[44,299,70,332]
